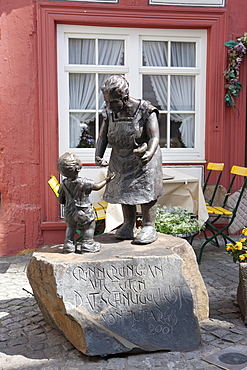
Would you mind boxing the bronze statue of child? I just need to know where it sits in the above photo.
[57,152,114,254]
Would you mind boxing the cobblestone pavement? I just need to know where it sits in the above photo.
[1,237,247,369]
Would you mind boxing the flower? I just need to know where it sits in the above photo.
[154,206,204,235]
[226,244,233,251]
[226,228,247,263]
[224,34,247,107]
[236,242,243,250]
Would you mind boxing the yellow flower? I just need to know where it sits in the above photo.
[236,242,243,250]
[240,238,247,243]
[239,255,246,261]
[242,228,247,236]
[226,243,234,251]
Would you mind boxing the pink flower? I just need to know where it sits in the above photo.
[234,42,247,54]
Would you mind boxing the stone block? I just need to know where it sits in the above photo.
[27,233,208,356]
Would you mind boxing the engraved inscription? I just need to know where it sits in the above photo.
[67,259,192,335]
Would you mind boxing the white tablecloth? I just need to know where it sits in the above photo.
[158,168,208,226]
[100,168,208,232]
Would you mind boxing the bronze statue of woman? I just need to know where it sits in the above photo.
[95,75,163,244]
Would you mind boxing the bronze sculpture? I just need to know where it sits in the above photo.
[95,75,163,244]
[57,152,114,253]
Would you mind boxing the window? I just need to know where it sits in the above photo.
[57,25,207,163]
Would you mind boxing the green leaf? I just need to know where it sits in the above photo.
[235,81,242,89]
[225,93,234,106]
[224,40,238,48]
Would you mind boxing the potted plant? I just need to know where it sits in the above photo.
[154,206,203,243]
[226,228,247,324]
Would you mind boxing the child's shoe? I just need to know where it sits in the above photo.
[63,240,76,253]
[80,240,101,253]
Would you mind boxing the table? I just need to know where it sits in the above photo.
[101,168,208,232]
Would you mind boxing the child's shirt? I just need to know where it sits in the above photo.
[58,177,95,224]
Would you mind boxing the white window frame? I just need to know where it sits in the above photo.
[57,25,207,164]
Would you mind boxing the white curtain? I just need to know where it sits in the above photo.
[69,73,96,147]
[69,39,124,147]
[143,41,168,110]
[143,41,195,148]
[69,39,95,64]
[170,75,195,148]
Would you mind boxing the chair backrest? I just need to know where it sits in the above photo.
[48,175,60,197]
[223,165,247,218]
[203,162,225,205]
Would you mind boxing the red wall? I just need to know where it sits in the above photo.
[0,0,43,255]
[0,0,246,255]
[205,0,247,188]
[224,1,247,172]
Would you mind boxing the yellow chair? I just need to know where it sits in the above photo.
[203,162,225,210]
[195,165,247,263]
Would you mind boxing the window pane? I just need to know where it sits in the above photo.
[143,75,167,110]
[170,114,194,148]
[69,39,95,64]
[69,74,96,109]
[170,76,195,111]
[171,42,195,67]
[98,74,115,109]
[143,41,168,66]
[70,113,95,148]
[158,113,167,148]
[98,40,124,65]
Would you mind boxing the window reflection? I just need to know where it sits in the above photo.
[170,114,195,148]
[70,113,95,148]
[142,75,167,110]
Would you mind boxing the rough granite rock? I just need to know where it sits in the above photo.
[27,233,208,356]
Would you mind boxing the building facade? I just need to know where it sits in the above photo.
[0,0,246,255]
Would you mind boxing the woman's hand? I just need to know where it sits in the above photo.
[133,142,148,157]
[95,156,108,167]
[133,143,153,165]
[140,150,153,165]
[106,172,115,182]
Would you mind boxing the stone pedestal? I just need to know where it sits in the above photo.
[27,233,208,356]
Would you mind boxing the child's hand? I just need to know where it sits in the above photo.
[106,172,115,182]
[95,156,108,167]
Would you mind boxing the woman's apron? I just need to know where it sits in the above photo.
[103,103,163,205]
